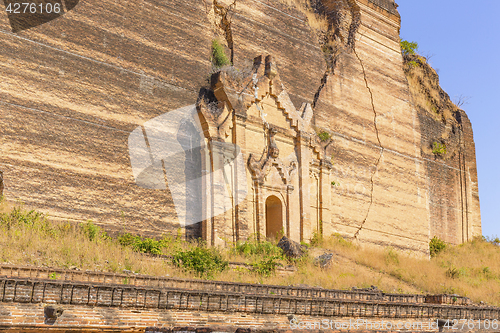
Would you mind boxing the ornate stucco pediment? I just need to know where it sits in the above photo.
[197,54,333,185]
[196,96,233,142]
[208,55,315,133]
[248,127,297,185]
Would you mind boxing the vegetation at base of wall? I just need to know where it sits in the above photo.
[118,233,162,255]
[432,142,447,155]
[233,239,284,258]
[331,181,339,187]
[172,247,228,278]
[330,233,355,248]
[82,221,109,242]
[2,203,500,305]
[310,231,322,246]
[400,40,418,56]
[211,39,231,68]
[251,256,281,277]
[429,236,447,257]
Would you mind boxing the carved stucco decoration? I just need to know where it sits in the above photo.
[248,127,294,185]
[198,54,332,184]
[197,98,233,142]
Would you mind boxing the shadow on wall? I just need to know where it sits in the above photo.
[2,0,79,32]
[128,104,248,230]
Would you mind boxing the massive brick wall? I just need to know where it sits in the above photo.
[0,0,481,250]
[0,0,323,238]
[312,0,481,251]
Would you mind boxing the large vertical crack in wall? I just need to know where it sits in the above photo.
[309,0,361,108]
[353,48,384,240]
[212,0,237,64]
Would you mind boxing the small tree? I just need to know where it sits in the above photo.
[400,40,418,56]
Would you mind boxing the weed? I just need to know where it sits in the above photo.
[0,205,48,230]
[331,181,339,186]
[330,233,354,248]
[118,233,167,255]
[432,142,447,155]
[311,231,322,246]
[172,247,228,278]
[117,233,138,247]
[211,39,230,68]
[385,248,399,265]
[234,239,283,258]
[252,256,281,277]
[400,40,418,56]
[429,236,447,257]
[318,131,331,142]
[408,60,419,68]
[446,266,465,279]
[81,221,108,242]
[132,237,163,255]
[49,272,58,280]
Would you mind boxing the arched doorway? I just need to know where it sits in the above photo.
[265,195,283,239]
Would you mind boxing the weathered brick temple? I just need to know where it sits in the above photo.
[0,0,487,330]
[0,0,480,254]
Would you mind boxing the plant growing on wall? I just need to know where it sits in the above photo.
[432,142,447,155]
[400,40,418,56]
[211,39,231,68]
[318,131,331,142]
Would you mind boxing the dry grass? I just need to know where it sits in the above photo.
[1,202,499,305]
[317,235,500,305]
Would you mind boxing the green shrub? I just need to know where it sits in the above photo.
[133,237,163,255]
[173,247,228,278]
[0,206,47,230]
[234,239,283,258]
[211,39,230,68]
[117,233,139,247]
[252,256,281,277]
[318,131,331,142]
[118,233,164,255]
[408,60,419,68]
[81,221,108,242]
[400,40,418,56]
[429,236,447,257]
[311,231,322,246]
[432,142,447,155]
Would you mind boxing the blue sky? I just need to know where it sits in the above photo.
[398,1,500,237]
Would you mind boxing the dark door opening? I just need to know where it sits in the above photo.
[265,195,283,239]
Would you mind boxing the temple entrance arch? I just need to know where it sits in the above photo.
[265,195,283,239]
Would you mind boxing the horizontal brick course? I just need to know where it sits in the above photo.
[0,277,497,320]
[0,264,471,306]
